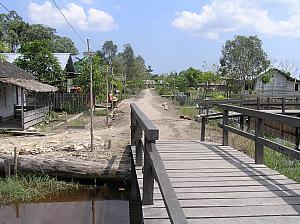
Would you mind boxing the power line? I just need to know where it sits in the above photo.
[52,0,87,48]
[0,2,10,13]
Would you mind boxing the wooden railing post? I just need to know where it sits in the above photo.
[143,137,155,205]
[295,127,300,151]
[267,97,271,110]
[200,116,206,142]
[257,97,260,110]
[135,125,143,166]
[282,97,286,113]
[131,110,143,166]
[222,110,229,146]
[255,118,264,164]
[240,115,244,130]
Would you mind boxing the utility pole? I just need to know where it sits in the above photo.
[106,65,109,126]
[84,38,95,152]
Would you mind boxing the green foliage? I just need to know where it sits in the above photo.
[178,107,198,119]
[74,55,106,101]
[220,35,270,93]
[101,40,117,63]
[15,40,64,87]
[0,174,79,205]
[95,109,107,116]
[0,11,78,54]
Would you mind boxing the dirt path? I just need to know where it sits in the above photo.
[0,89,200,177]
[135,89,200,140]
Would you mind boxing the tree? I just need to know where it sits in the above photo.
[73,55,106,101]
[122,43,134,81]
[0,11,78,54]
[220,35,270,93]
[51,36,78,54]
[101,40,117,64]
[14,40,64,87]
[0,11,28,52]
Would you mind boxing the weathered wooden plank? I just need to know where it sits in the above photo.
[153,196,300,208]
[143,205,300,219]
[145,216,300,224]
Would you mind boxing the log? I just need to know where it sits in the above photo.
[0,154,112,180]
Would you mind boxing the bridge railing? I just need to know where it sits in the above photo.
[201,104,300,164]
[198,96,300,115]
[130,103,188,224]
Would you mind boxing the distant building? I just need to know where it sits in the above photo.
[254,68,300,94]
[0,53,79,93]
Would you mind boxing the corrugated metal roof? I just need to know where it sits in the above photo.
[53,53,72,70]
[0,53,72,70]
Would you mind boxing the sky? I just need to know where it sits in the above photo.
[2,0,300,75]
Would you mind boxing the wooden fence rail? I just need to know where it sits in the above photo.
[23,106,49,129]
[130,103,187,224]
[200,104,300,164]
[198,96,300,115]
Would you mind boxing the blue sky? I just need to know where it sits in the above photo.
[2,0,300,75]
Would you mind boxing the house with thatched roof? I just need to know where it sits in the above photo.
[0,52,79,93]
[0,60,57,130]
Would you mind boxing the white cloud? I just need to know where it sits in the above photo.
[80,0,94,4]
[172,0,300,39]
[28,1,116,32]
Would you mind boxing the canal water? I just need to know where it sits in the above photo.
[0,185,130,224]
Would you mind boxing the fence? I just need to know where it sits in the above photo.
[200,104,300,164]
[50,93,89,114]
[130,103,187,224]
[23,106,49,129]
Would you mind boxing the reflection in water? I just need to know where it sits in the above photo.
[0,187,129,224]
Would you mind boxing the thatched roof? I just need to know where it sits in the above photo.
[0,61,58,92]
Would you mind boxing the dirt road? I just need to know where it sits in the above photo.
[0,89,200,177]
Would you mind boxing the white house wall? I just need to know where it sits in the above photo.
[0,83,14,118]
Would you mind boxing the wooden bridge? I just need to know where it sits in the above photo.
[130,103,300,224]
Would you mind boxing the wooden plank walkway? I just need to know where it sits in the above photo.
[134,140,300,224]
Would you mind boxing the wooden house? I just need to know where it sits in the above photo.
[0,53,78,93]
[0,61,57,130]
[254,68,300,94]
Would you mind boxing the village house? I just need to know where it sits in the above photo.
[0,60,57,130]
[254,68,300,94]
[0,53,78,93]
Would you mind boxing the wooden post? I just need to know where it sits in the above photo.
[200,117,206,142]
[142,137,154,205]
[222,110,229,146]
[206,103,209,115]
[135,125,143,166]
[282,97,286,113]
[255,118,264,164]
[295,127,300,151]
[257,97,260,110]
[14,147,18,175]
[131,111,136,146]
[246,116,251,132]
[240,115,244,130]
[4,159,10,177]
[21,88,24,130]
[267,97,271,110]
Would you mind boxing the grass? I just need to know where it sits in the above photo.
[206,122,300,183]
[94,109,107,116]
[0,174,80,205]
[178,107,198,119]
[68,117,87,126]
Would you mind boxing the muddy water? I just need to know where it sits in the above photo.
[0,186,130,224]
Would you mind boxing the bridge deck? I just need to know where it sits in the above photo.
[134,140,300,224]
